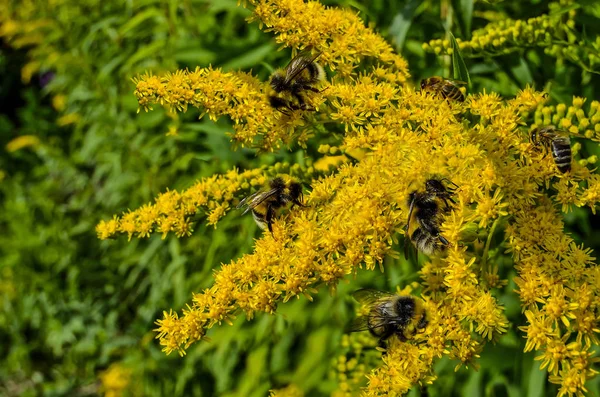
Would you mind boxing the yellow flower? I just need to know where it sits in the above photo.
[6,135,41,152]
[99,363,132,397]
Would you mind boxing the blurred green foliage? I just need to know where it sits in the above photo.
[1,0,599,396]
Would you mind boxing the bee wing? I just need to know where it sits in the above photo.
[237,188,279,214]
[352,288,395,306]
[346,314,389,333]
[446,78,467,86]
[284,51,321,84]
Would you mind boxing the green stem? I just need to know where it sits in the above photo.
[481,217,500,277]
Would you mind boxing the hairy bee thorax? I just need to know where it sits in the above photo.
[269,71,287,93]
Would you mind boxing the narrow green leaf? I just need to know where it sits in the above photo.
[527,358,547,397]
[118,8,166,36]
[451,0,474,38]
[220,43,275,71]
[389,0,421,50]
[449,32,471,86]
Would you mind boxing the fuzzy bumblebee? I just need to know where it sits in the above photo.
[268,52,325,112]
[404,178,457,258]
[348,289,428,345]
[237,177,304,234]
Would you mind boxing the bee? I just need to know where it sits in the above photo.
[237,177,304,234]
[420,76,466,102]
[269,52,325,113]
[404,178,457,258]
[530,126,572,173]
[348,289,427,344]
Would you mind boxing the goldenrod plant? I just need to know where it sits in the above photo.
[2,0,600,396]
[95,0,600,395]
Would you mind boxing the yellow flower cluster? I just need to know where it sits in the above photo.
[509,197,600,395]
[99,363,132,397]
[132,68,321,150]
[423,1,600,73]
[331,333,380,397]
[96,0,600,395]
[243,0,409,83]
[96,163,308,240]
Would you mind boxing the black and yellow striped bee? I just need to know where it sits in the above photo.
[420,76,466,102]
[530,126,572,173]
[348,289,428,344]
[237,177,304,234]
[269,52,325,113]
[404,178,456,258]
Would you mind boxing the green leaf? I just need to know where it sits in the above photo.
[451,0,474,38]
[221,43,276,71]
[389,0,421,50]
[449,32,471,86]
[527,358,547,397]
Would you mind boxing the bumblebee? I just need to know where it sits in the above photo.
[404,178,456,258]
[237,177,304,234]
[530,126,572,173]
[348,289,427,344]
[269,52,325,113]
[420,76,466,102]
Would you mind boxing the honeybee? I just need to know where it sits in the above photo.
[348,289,427,344]
[420,76,466,102]
[404,178,457,258]
[237,177,304,234]
[269,52,325,113]
[530,126,572,173]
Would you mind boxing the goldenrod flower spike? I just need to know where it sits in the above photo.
[96,0,600,394]
[96,164,313,240]
[244,0,409,82]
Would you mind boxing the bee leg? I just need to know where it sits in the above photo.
[403,227,412,260]
[291,197,306,208]
[378,339,388,352]
[438,235,449,246]
[292,92,314,111]
[304,86,320,93]
[266,205,275,236]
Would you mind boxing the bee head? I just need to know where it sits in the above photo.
[530,128,539,145]
[425,179,446,194]
[270,71,287,92]
[420,79,427,90]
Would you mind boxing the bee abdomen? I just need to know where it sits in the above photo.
[551,137,572,173]
[442,85,465,102]
[306,62,325,83]
[411,229,442,255]
[251,210,268,230]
